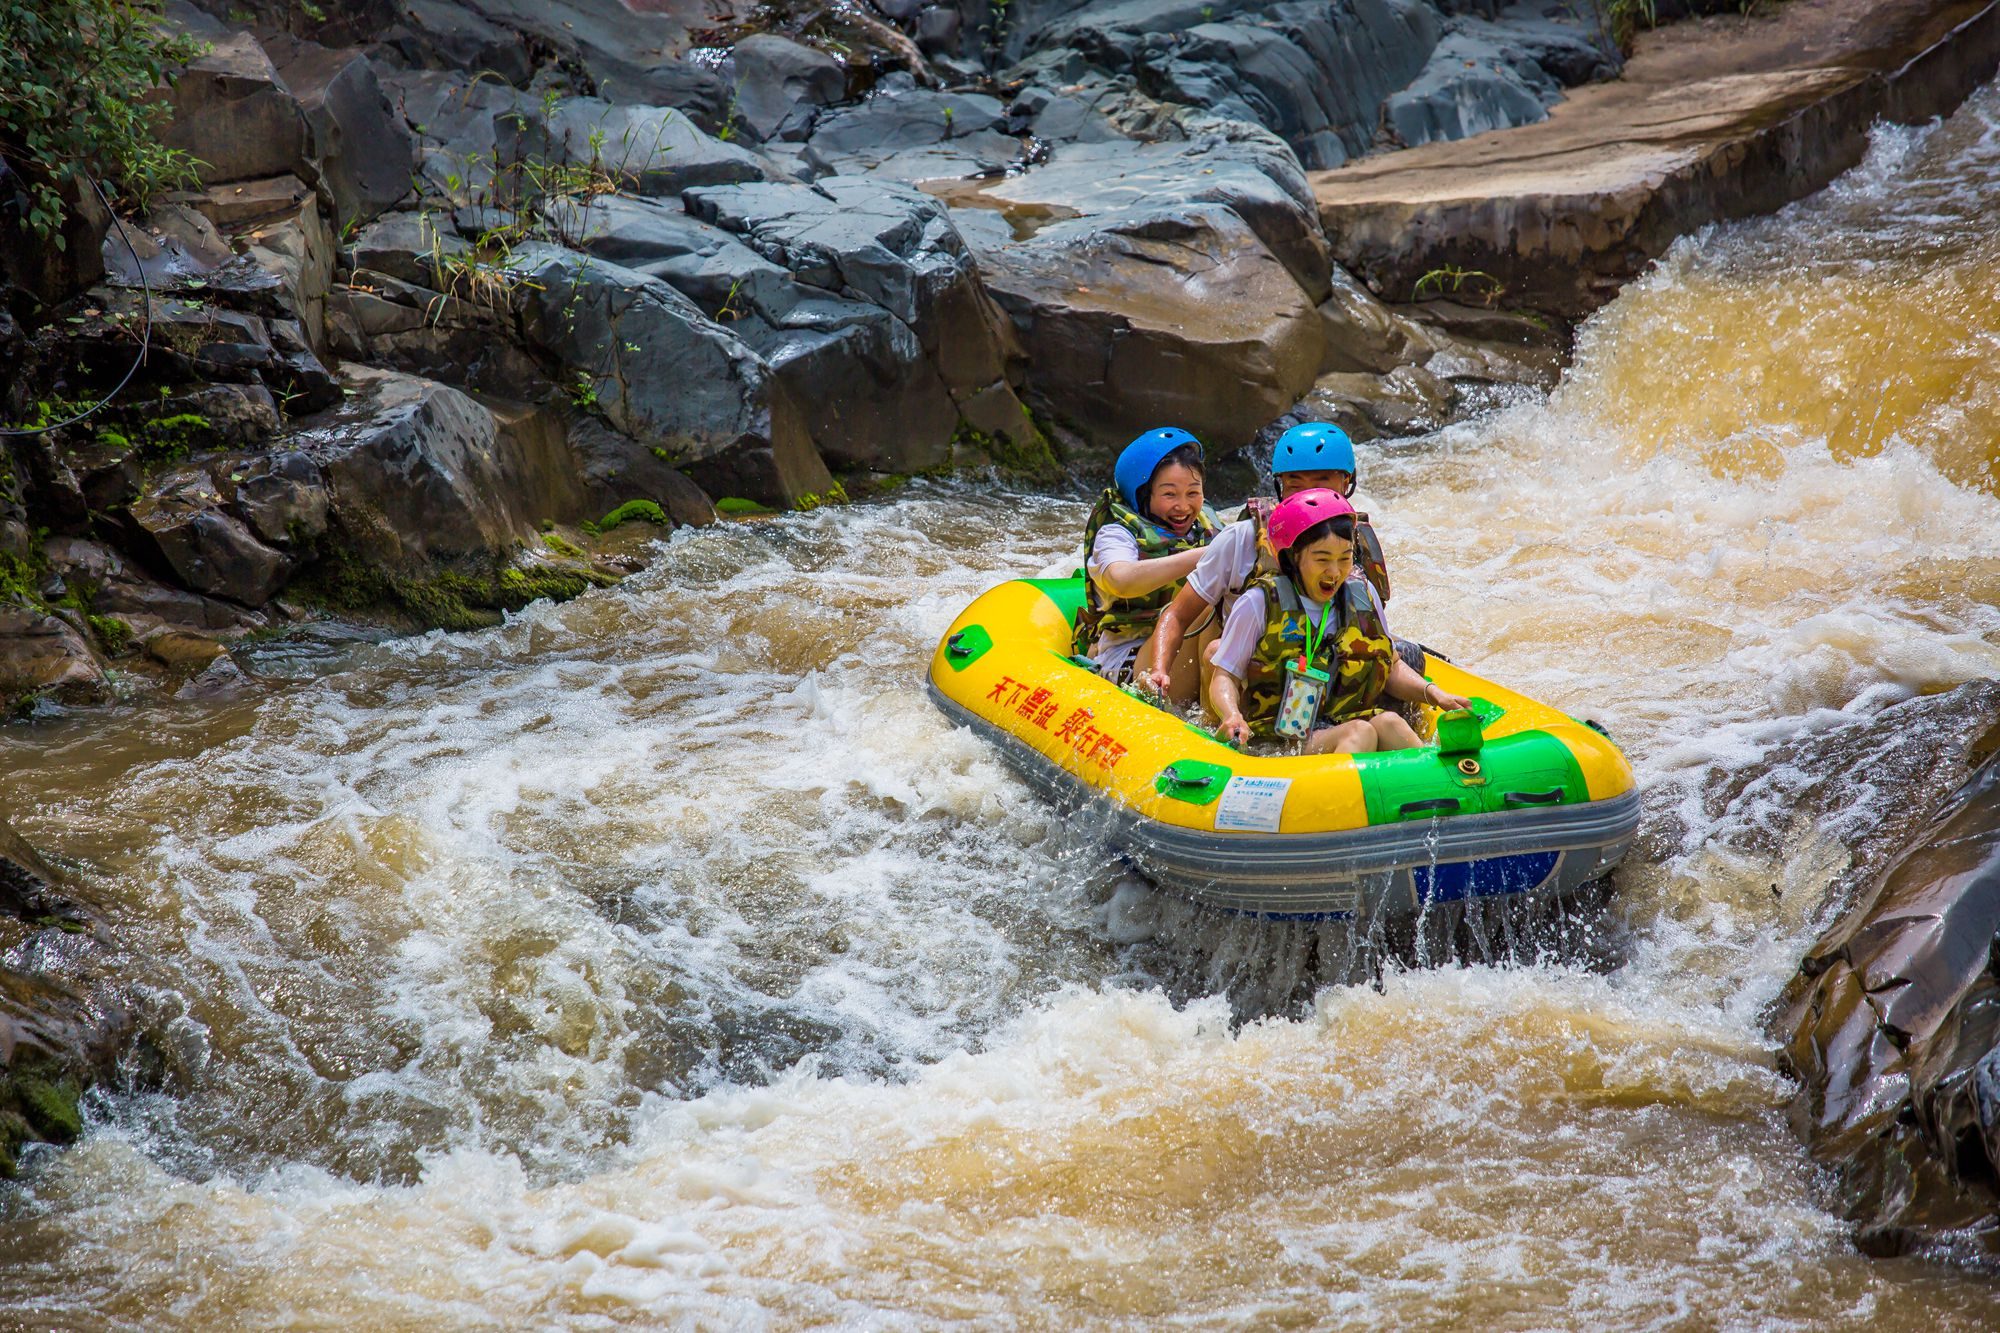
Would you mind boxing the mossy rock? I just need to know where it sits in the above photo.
[714,496,774,516]
[15,1072,83,1141]
[597,499,669,531]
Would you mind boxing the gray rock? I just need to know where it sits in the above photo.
[286,365,571,571]
[129,468,296,606]
[683,177,1015,470]
[1768,683,2000,1261]
[349,211,466,288]
[507,247,832,506]
[265,37,417,230]
[966,125,1332,299]
[174,653,256,702]
[1382,27,1562,149]
[183,174,316,231]
[501,98,776,198]
[566,417,718,527]
[726,35,846,143]
[224,452,331,548]
[802,87,1012,177]
[1298,362,1456,439]
[376,0,729,125]
[978,202,1323,455]
[159,32,315,187]
[237,189,338,360]
[1318,267,1432,375]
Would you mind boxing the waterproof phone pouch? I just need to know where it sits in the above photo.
[1275,659,1330,739]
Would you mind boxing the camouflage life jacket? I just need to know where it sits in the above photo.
[1242,496,1393,603]
[1075,488,1220,654]
[1239,572,1395,739]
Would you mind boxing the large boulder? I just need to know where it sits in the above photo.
[509,246,832,505]
[802,83,1018,180]
[1774,688,2000,1262]
[0,604,104,707]
[158,31,315,187]
[289,365,577,572]
[264,36,417,230]
[961,126,1332,299]
[976,201,1322,454]
[724,35,847,143]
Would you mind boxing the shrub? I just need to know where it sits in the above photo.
[0,0,206,242]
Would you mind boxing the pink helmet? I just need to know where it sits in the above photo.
[1266,488,1356,553]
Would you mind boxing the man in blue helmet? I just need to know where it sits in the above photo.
[1076,427,1221,688]
[1139,422,1397,705]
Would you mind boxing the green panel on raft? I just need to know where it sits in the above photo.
[1355,728,1588,825]
[1155,759,1232,806]
[942,624,993,671]
[1021,576,1088,630]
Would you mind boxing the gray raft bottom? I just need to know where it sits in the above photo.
[932,685,1642,921]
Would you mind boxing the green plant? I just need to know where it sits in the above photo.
[86,613,131,654]
[1412,265,1504,306]
[299,0,325,20]
[568,371,601,411]
[715,277,746,323]
[714,496,773,516]
[793,481,849,512]
[540,530,587,558]
[0,0,207,240]
[597,499,668,530]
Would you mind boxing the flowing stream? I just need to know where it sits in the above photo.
[4,82,2000,1330]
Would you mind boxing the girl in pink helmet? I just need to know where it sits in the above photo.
[1207,489,1468,753]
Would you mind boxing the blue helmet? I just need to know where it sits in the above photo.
[1271,422,1355,483]
[1114,427,1203,511]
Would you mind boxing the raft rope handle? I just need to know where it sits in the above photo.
[0,170,153,439]
[1160,765,1213,789]
[946,631,973,658]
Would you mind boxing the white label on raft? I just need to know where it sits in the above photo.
[1213,776,1291,833]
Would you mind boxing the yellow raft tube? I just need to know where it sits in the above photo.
[928,575,1641,919]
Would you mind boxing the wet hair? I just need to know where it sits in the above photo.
[1277,514,1356,582]
[1137,443,1205,518]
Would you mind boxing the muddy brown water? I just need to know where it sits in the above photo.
[4,85,2000,1330]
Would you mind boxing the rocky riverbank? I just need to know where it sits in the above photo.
[0,818,130,1177]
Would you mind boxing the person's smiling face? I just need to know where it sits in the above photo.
[1145,461,1204,533]
[1293,530,1355,601]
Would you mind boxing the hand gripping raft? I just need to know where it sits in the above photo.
[928,576,1641,920]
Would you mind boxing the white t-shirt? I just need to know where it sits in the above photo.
[1211,576,1388,682]
[1084,523,1149,661]
[1185,519,1260,606]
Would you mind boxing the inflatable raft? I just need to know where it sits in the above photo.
[928,575,1641,919]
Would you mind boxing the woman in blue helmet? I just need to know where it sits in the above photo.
[1076,427,1221,688]
[1139,422,1394,706]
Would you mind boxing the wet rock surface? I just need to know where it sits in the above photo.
[1733,682,2000,1264]
[0,817,132,1178]
[1313,0,2000,315]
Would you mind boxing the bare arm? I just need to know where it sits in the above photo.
[1091,546,1204,600]
[1386,658,1469,711]
[1140,581,1215,693]
[1207,667,1252,746]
